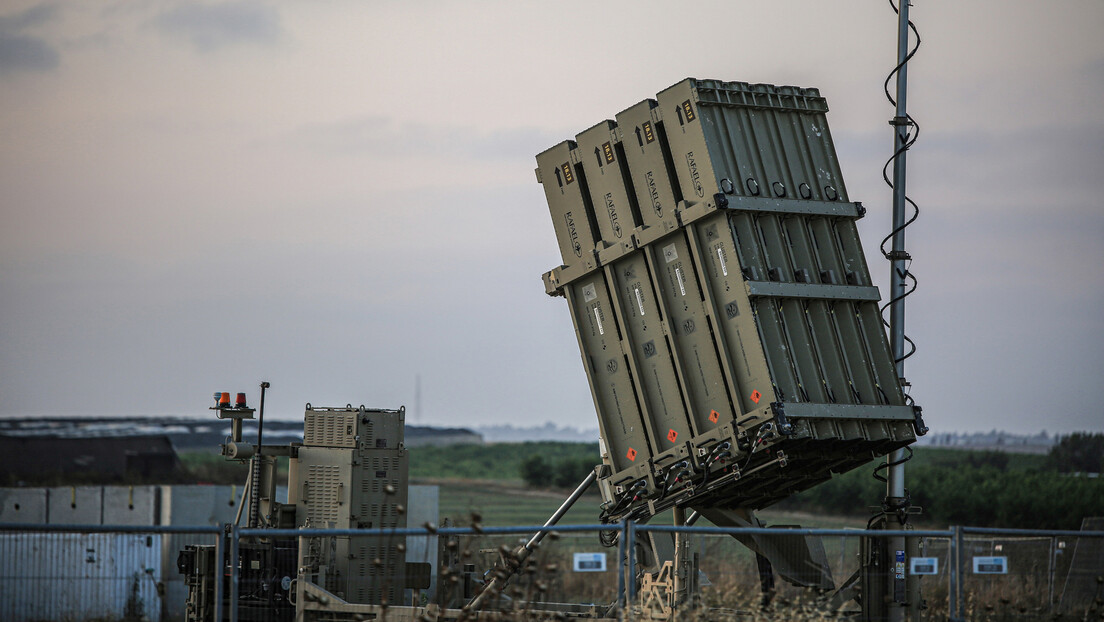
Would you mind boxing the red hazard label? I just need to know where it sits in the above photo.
[709,410,720,423]
[626,448,637,461]
[667,429,678,443]
[750,390,762,403]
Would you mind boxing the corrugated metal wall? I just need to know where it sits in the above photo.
[0,532,162,622]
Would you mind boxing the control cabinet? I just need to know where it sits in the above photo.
[293,405,408,605]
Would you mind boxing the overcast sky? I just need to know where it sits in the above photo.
[1,1,1101,436]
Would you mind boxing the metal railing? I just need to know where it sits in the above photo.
[2,522,1101,621]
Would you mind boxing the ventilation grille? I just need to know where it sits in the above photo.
[362,420,374,446]
[357,499,403,528]
[351,542,404,604]
[304,411,358,447]
[368,455,402,471]
[305,464,341,525]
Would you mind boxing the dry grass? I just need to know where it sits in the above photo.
[433,530,1076,622]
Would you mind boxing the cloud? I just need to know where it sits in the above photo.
[0,3,55,31]
[0,4,60,75]
[154,1,283,52]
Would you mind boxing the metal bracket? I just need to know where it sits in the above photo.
[911,405,929,436]
[886,250,912,261]
[769,402,793,435]
[714,194,864,219]
[639,561,674,619]
[746,280,881,302]
[888,115,913,127]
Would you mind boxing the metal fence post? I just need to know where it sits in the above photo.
[626,520,636,610]
[1047,535,1057,614]
[229,522,240,622]
[616,519,627,616]
[951,525,963,621]
[214,525,226,622]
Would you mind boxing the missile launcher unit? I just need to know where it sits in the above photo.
[536,78,926,522]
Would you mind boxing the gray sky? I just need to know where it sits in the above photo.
[1,1,1101,435]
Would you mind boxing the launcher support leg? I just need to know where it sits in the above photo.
[756,553,776,610]
[463,470,597,613]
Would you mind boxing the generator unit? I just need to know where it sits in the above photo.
[178,401,412,622]
[536,78,926,524]
[294,405,409,605]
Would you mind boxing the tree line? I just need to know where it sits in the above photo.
[516,433,1104,530]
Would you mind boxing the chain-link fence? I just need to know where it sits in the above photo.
[2,522,1101,621]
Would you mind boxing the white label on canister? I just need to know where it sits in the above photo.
[593,307,605,335]
[582,283,597,303]
[634,286,646,316]
[675,267,686,296]
[663,244,678,263]
[717,246,728,276]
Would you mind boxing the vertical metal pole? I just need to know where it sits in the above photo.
[1047,536,1057,614]
[887,2,913,620]
[616,520,627,619]
[256,381,268,450]
[214,526,225,622]
[249,382,269,529]
[626,521,636,608]
[906,535,922,619]
[947,530,956,620]
[887,1,911,498]
[952,526,964,621]
[672,507,688,608]
[229,523,240,622]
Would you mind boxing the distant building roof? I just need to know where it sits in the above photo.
[0,434,181,484]
[0,416,484,452]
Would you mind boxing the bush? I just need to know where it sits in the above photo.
[520,455,595,489]
[553,457,595,488]
[1047,432,1104,473]
[520,455,552,487]
[776,447,1104,530]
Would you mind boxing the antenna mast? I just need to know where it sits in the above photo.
[884,1,921,620]
[887,0,913,524]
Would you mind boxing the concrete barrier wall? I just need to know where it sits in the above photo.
[0,489,47,524]
[47,486,104,524]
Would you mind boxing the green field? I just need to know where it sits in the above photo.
[409,442,1099,529]
[430,479,603,526]
[427,478,866,530]
[178,439,1103,530]
[408,441,598,483]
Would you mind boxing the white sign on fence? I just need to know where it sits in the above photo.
[972,556,1008,574]
[573,552,607,572]
[910,557,939,575]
